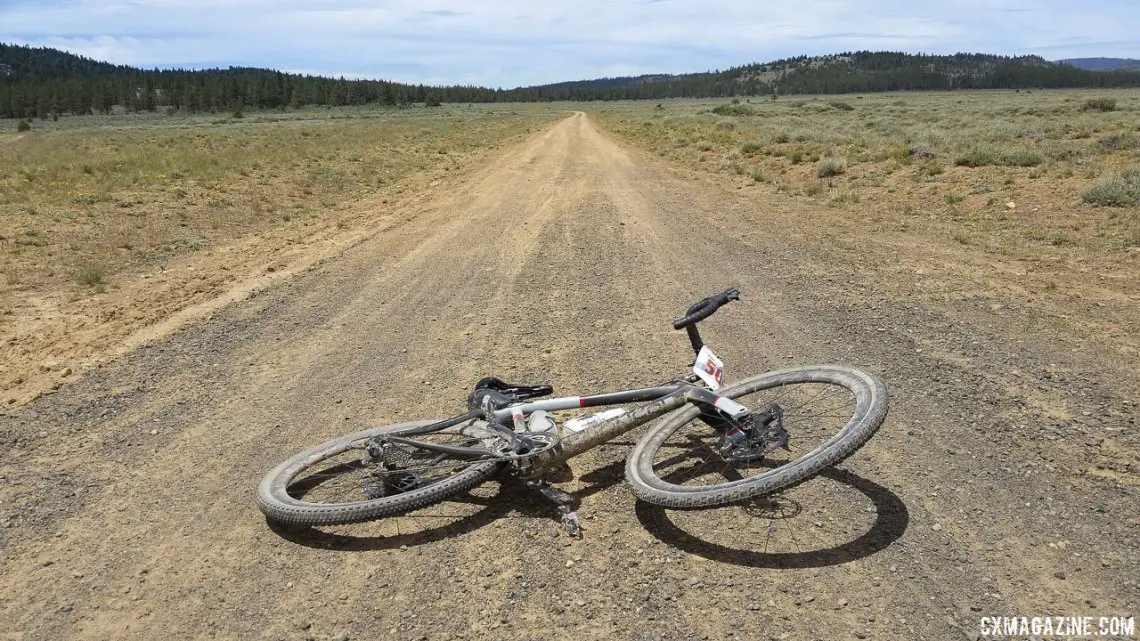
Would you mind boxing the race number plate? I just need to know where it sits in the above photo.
[693,346,725,390]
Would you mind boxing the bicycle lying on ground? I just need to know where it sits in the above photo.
[257,288,888,536]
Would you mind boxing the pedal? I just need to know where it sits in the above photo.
[529,481,582,537]
[560,507,582,538]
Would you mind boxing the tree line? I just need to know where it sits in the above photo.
[4,44,1139,120]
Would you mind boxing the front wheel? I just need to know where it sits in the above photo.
[257,419,504,526]
[626,365,888,508]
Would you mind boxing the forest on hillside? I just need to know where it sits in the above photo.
[3,44,1140,119]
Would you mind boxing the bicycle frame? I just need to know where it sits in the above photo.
[497,380,751,475]
[378,288,752,476]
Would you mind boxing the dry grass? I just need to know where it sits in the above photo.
[0,104,563,304]
[590,90,1140,353]
[591,90,1140,260]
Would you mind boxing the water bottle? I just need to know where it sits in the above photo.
[563,408,627,434]
[526,410,557,435]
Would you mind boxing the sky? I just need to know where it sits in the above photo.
[1,0,1138,88]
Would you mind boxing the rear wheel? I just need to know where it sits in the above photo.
[626,365,887,508]
[257,419,503,526]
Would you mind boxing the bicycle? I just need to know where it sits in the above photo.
[256,288,889,537]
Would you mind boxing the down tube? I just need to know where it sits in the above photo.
[529,392,690,474]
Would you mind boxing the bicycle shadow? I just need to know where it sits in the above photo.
[265,475,569,552]
[633,466,909,569]
[264,455,623,551]
[265,455,907,566]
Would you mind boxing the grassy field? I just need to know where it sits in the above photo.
[0,105,565,305]
[591,90,1140,260]
[590,89,1140,359]
[592,91,1140,245]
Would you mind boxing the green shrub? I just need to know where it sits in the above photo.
[816,156,847,177]
[1081,97,1117,112]
[907,144,935,160]
[956,147,1043,167]
[917,160,944,176]
[75,264,106,287]
[1002,148,1044,167]
[956,147,1000,167]
[1082,168,1140,206]
[740,141,762,154]
[16,119,30,132]
[1097,132,1139,151]
[711,103,756,117]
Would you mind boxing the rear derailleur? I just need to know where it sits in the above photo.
[360,438,422,499]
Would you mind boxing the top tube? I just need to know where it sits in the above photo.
[491,384,685,422]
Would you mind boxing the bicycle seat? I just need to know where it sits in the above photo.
[473,376,553,397]
[467,377,554,411]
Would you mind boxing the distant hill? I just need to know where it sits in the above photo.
[1059,57,1140,71]
[3,43,1140,119]
[524,52,1140,99]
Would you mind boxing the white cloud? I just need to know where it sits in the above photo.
[2,0,1138,86]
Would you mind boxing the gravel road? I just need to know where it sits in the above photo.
[1,112,1136,641]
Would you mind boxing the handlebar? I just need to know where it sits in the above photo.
[672,287,740,330]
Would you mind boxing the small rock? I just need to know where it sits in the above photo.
[331,632,349,641]
[932,523,942,531]
[838,598,848,608]
[1054,571,1066,580]
[565,560,574,568]
[1005,202,1016,210]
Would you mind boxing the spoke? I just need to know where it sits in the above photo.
[646,380,863,491]
[774,385,847,415]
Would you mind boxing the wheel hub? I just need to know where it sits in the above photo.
[718,404,788,462]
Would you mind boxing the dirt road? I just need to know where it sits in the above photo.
[2,112,1136,640]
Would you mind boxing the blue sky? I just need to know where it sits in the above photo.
[1,0,1138,87]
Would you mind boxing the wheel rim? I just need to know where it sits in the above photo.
[283,424,492,508]
[646,377,863,493]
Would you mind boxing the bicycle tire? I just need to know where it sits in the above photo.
[257,419,504,526]
[626,365,888,508]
